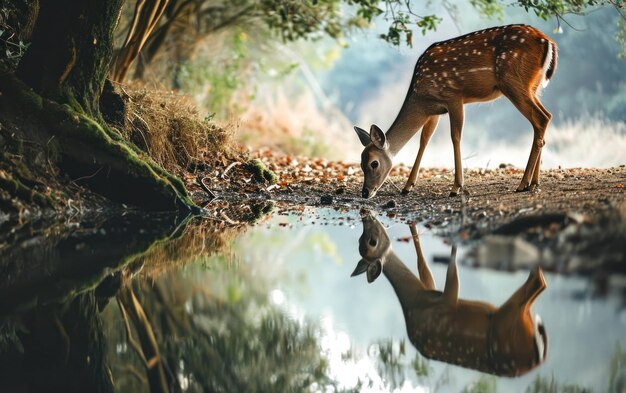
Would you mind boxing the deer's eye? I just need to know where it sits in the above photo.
[370,161,379,169]
[369,239,377,247]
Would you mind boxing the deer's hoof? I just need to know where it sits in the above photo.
[515,185,531,193]
[401,188,411,195]
[449,191,458,197]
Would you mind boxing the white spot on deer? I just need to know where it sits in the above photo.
[452,67,456,71]
[453,57,458,61]
[467,67,493,72]
[520,38,525,43]
[455,72,460,76]
[444,58,448,61]
[472,49,477,54]
[465,52,469,56]
[434,72,438,77]
[477,51,482,55]
[504,35,508,39]
[513,52,519,58]
[501,53,506,59]
[512,35,518,40]
[463,41,470,44]
[442,72,448,77]
[434,60,438,63]
[541,38,545,43]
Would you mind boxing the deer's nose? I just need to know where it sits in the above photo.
[362,188,370,198]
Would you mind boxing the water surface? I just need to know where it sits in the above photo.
[0,208,624,392]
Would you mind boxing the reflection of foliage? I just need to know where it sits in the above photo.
[609,341,625,393]
[372,339,408,390]
[461,375,497,393]
[411,353,431,378]
[525,376,590,393]
[105,263,345,392]
[367,338,433,390]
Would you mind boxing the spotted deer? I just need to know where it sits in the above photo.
[354,25,558,198]
[351,214,548,376]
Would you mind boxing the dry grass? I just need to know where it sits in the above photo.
[114,83,239,174]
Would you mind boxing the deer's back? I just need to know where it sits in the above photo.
[411,24,555,103]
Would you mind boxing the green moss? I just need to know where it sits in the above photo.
[248,201,275,222]
[0,170,51,207]
[1,73,197,212]
[246,158,277,184]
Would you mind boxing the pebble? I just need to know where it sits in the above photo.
[320,194,334,205]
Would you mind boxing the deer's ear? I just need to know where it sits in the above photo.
[354,126,371,147]
[370,124,387,150]
[366,259,383,283]
[351,259,369,277]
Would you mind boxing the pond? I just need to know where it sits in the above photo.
[0,208,624,393]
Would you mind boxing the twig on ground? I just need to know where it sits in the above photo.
[222,162,240,179]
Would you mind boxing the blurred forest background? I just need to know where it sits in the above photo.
[108,1,626,168]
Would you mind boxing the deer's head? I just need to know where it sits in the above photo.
[351,212,392,282]
[354,125,393,199]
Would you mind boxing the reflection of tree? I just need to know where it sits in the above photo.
[0,292,112,393]
[105,262,337,392]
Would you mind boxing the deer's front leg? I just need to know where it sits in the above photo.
[402,115,439,195]
[410,223,435,290]
[442,245,459,304]
[448,102,465,197]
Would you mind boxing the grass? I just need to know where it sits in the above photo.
[111,83,237,174]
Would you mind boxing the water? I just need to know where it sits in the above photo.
[0,208,624,393]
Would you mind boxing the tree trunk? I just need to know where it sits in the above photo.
[9,0,197,212]
[16,0,122,118]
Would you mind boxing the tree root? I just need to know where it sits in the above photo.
[0,73,198,212]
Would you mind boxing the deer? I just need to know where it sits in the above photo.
[351,213,548,376]
[354,24,558,198]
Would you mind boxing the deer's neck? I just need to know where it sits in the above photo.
[386,98,429,156]
[382,251,427,312]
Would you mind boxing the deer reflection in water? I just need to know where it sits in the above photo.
[351,214,548,377]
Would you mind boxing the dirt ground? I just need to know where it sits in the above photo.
[188,149,625,233]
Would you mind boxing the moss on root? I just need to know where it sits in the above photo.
[0,169,52,207]
[0,73,197,212]
[246,159,277,184]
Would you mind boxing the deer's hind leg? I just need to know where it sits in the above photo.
[506,89,551,192]
[498,57,552,193]
[402,115,440,195]
[530,99,552,188]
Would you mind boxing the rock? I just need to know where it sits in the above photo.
[382,199,397,209]
[471,235,540,269]
[320,194,334,205]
